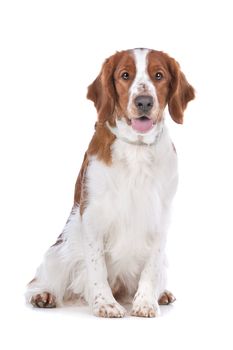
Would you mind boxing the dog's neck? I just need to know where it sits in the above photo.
[106,121,164,146]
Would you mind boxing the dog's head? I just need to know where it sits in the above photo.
[87,48,195,144]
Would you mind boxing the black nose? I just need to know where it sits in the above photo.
[134,95,154,113]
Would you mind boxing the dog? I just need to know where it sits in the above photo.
[26,48,195,317]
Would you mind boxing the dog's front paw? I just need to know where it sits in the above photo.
[131,301,159,318]
[131,291,160,318]
[92,295,126,318]
[30,292,56,308]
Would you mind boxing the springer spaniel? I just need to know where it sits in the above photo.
[26,48,195,317]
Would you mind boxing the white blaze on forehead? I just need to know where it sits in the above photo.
[130,49,157,97]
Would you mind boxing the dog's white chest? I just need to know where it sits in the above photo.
[86,130,178,278]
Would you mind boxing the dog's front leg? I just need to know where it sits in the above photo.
[82,217,126,318]
[131,239,166,318]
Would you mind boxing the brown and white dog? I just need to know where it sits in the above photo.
[26,48,195,317]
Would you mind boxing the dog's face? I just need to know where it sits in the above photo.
[87,48,194,144]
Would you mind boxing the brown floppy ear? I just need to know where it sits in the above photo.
[168,58,195,124]
[87,56,117,124]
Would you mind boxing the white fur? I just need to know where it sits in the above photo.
[129,49,157,99]
[127,49,160,121]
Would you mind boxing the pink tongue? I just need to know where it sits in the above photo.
[131,118,153,133]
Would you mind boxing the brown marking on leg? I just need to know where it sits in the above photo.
[28,278,36,285]
[51,205,78,248]
[172,142,177,154]
[51,233,64,247]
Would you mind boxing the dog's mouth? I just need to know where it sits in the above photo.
[131,116,154,133]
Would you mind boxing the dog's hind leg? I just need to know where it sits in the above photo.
[25,206,85,308]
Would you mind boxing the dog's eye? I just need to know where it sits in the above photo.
[121,72,129,80]
[155,72,164,81]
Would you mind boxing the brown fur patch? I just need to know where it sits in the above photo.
[87,50,137,126]
[87,123,116,165]
[73,123,116,215]
[87,51,126,124]
[113,52,136,120]
[147,50,195,124]
[74,152,89,214]
[147,51,172,122]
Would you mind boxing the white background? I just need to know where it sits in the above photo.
[0,0,233,349]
